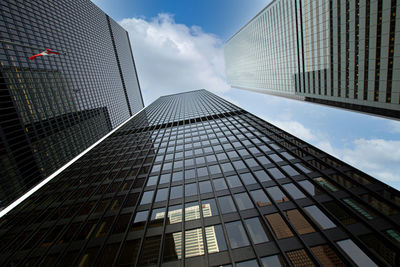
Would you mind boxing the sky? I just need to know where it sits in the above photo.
[91,0,400,190]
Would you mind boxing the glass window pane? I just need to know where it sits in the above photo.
[184,169,195,180]
[139,235,161,266]
[170,185,183,199]
[197,167,208,177]
[167,205,182,224]
[119,239,140,266]
[244,217,269,244]
[260,255,285,267]
[254,170,271,182]
[265,213,294,239]
[221,162,234,172]
[209,164,221,174]
[342,198,377,220]
[250,189,272,207]
[218,196,237,214]
[185,228,204,258]
[140,191,154,205]
[281,165,299,176]
[284,209,315,235]
[336,239,378,267]
[268,168,285,179]
[282,183,305,199]
[310,245,345,266]
[295,163,312,173]
[236,259,259,267]
[185,202,201,221]
[146,176,158,187]
[213,178,228,191]
[185,183,197,197]
[359,194,398,216]
[160,173,171,184]
[150,207,166,227]
[267,186,289,203]
[226,175,243,188]
[205,224,227,253]
[234,192,254,210]
[172,171,183,182]
[199,181,212,194]
[201,199,219,217]
[155,188,168,202]
[304,205,336,229]
[240,173,257,185]
[225,221,250,249]
[163,232,182,262]
[299,180,321,196]
[286,249,315,267]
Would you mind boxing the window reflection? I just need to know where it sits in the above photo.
[163,232,182,262]
[343,198,376,220]
[266,186,289,203]
[205,224,227,253]
[260,255,285,267]
[310,244,345,266]
[185,202,201,221]
[304,205,336,229]
[139,235,161,266]
[336,239,378,267]
[286,249,315,267]
[139,191,154,205]
[284,209,315,235]
[234,192,254,210]
[132,210,148,230]
[225,221,250,249]
[313,177,338,192]
[218,196,237,214]
[250,189,272,207]
[282,183,305,199]
[254,170,271,182]
[213,178,228,191]
[265,213,294,239]
[167,205,182,224]
[170,185,183,199]
[150,207,165,228]
[322,201,357,225]
[185,228,204,258]
[240,173,257,185]
[226,175,243,188]
[201,199,219,217]
[244,217,269,244]
[199,180,212,194]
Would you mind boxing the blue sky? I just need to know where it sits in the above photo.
[92,0,400,190]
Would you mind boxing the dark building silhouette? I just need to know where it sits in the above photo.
[0,90,398,266]
[0,0,144,208]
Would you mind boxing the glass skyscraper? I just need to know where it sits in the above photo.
[0,90,398,266]
[0,0,144,208]
[224,0,400,120]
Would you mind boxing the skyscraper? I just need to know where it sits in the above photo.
[224,0,400,120]
[0,90,398,266]
[0,0,144,208]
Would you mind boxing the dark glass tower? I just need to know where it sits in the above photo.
[0,90,399,266]
[0,0,144,208]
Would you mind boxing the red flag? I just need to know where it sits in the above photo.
[29,48,60,60]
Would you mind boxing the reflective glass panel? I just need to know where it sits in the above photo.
[234,192,255,210]
[225,221,250,249]
[244,217,269,244]
[304,205,336,229]
[250,189,272,207]
[201,199,219,217]
[218,196,237,214]
[213,178,228,191]
[185,228,204,258]
[205,224,227,253]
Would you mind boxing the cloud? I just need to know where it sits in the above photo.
[120,14,230,105]
[389,120,400,133]
[269,119,316,142]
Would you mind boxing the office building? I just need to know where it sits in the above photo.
[0,90,398,266]
[0,0,144,208]
[224,0,400,119]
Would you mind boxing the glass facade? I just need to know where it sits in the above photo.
[225,0,400,119]
[0,90,398,266]
[0,0,144,208]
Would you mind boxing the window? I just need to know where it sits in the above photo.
[281,165,299,176]
[234,192,254,210]
[213,178,228,191]
[185,183,197,197]
[139,191,154,205]
[205,224,227,253]
[265,213,294,239]
[132,210,148,230]
[240,173,257,185]
[254,170,271,182]
[119,239,140,266]
[159,173,170,184]
[185,202,201,221]
[163,232,182,262]
[336,239,378,267]
[282,183,305,199]
[244,217,269,244]
[260,255,285,267]
[199,181,212,194]
[286,249,315,267]
[146,176,158,187]
[172,171,183,182]
[299,180,320,196]
[284,209,315,235]
[226,175,243,188]
[310,244,345,266]
[225,221,250,248]
[170,185,183,199]
[322,201,357,225]
[236,259,259,267]
[155,188,168,202]
[150,207,165,227]
[167,204,182,224]
[304,205,336,229]
[250,189,272,207]
[139,235,161,265]
[185,228,204,258]
[218,196,237,214]
[313,177,338,192]
[201,199,219,217]
[266,186,289,203]
[268,168,285,179]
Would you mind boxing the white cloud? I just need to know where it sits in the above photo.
[389,120,400,133]
[120,14,230,105]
